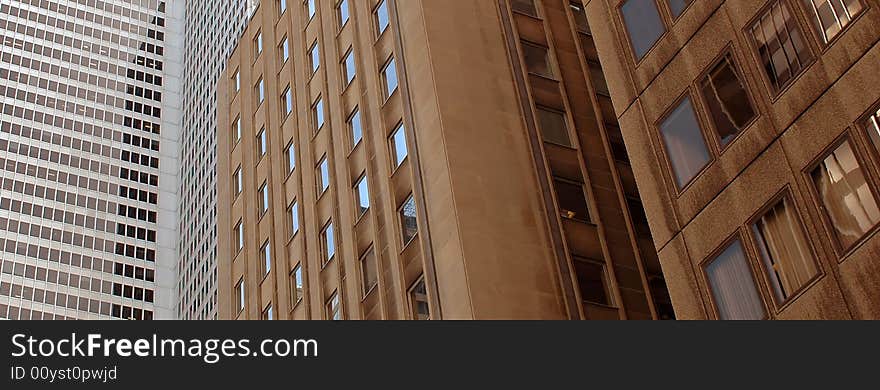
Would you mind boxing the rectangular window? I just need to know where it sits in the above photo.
[317,156,330,195]
[391,123,408,169]
[620,0,666,60]
[348,108,363,149]
[537,107,571,147]
[280,38,290,66]
[752,195,819,304]
[313,97,325,131]
[660,96,711,189]
[291,265,303,305]
[866,107,880,150]
[700,52,757,147]
[400,195,418,246]
[254,31,263,58]
[257,128,268,158]
[232,116,242,143]
[510,0,538,17]
[289,201,299,236]
[521,41,553,78]
[306,0,316,20]
[375,0,390,37]
[573,256,613,306]
[354,174,370,217]
[338,0,350,28]
[256,78,265,104]
[409,278,430,320]
[342,49,356,86]
[802,0,864,44]
[234,221,244,254]
[667,0,693,18]
[749,0,813,94]
[262,304,273,320]
[235,278,245,313]
[233,70,241,92]
[704,238,766,320]
[233,167,243,197]
[810,140,880,251]
[382,57,399,99]
[279,89,292,119]
[326,292,341,320]
[279,0,287,14]
[360,248,378,296]
[553,179,591,222]
[259,182,269,216]
[309,41,320,74]
[261,240,271,276]
[286,143,296,174]
[322,221,336,264]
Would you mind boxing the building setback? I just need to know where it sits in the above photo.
[217,0,674,320]
[583,0,880,319]
[0,0,184,319]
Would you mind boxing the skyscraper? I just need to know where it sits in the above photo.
[217,0,673,320]
[0,0,184,320]
[177,0,257,320]
[583,0,880,319]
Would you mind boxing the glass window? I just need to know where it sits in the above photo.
[286,143,296,173]
[659,96,711,189]
[338,0,350,27]
[313,97,325,131]
[667,0,693,18]
[752,195,819,304]
[409,278,430,320]
[291,265,303,305]
[349,108,363,148]
[262,304,273,320]
[261,240,271,275]
[233,70,241,92]
[234,221,244,254]
[700,53,757,147]
[256,78,265,104]
[257,128,267,158]
[289,200,299,236]
[400,195,418,245]
[391,123,408,169]
[553,179,591,222]
[375,0,390,36]
[749,0,813,94]
[360,248,378,295]
[802,0,864,44]
[254,31,263,58]
[236,278,245,313]
[306,0,316,20]
[232,117,241,143]
[259,182,269,215]
[521,41,553,78]
[233,167,243,196]
[537,107,571,147]
[511,0,538,17]
[355,174,370,217]
[343,49,356,86]
[280,37,290,63]
[573,257,612,306]
[866,107,880,150]
[309,41,320,74]
[382,57,399,99]
[282,87,293,118]
[322,221,336,264]
[317,157,330,195]
[704,239,766,320]
[279,0,287,14]
[810,140,880,250]
[327,292,341,320]
[620,0,666,60]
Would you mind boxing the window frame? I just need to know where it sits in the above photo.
[353,172,370,220]
[699,231,769,320]
[695,46,760,153]
[398,194,418,249]
[799,0,868,48]
[290,264,304,308]
[654,91,716,195]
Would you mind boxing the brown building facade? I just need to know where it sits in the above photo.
[216,0,674,320]
[583,0,880,319]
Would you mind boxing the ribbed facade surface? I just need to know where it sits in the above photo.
[0,0,184,320]
[177,0,256,320]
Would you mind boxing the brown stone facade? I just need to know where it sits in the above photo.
[583,0,880,319]
[217,0,675,320]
